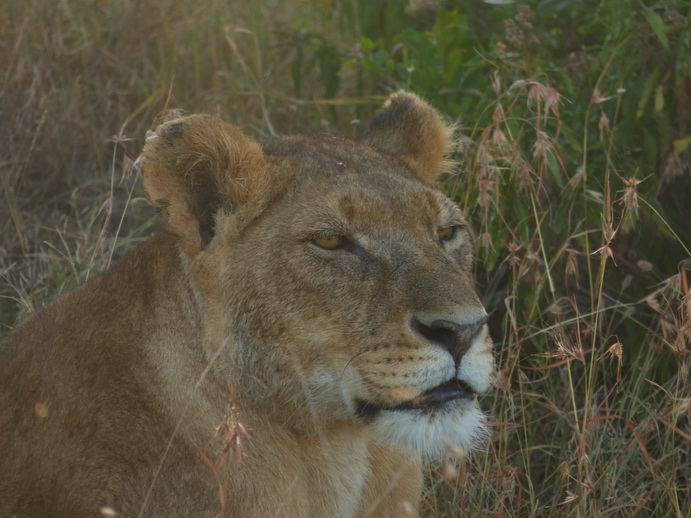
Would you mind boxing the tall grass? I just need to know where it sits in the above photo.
[1,0,689,516]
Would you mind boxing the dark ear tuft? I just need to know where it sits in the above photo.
[364,91,455,183]
[160,121,185,141]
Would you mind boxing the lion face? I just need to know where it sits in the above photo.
[226,140,493,459]
[142,92,494,461]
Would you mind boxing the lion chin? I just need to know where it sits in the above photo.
[374,401,487,459]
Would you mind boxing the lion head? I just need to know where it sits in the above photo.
[142,91,494,460]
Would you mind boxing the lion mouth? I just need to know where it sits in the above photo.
[356,379,476,418]
[394,379,475,410]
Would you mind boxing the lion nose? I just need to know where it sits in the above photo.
[411,315,488,367]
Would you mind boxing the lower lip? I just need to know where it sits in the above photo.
[392,380,474,411]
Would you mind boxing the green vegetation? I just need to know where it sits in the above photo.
[1,0,689,515]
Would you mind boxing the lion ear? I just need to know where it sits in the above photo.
[364,91,455,183]
[141,114,273,254]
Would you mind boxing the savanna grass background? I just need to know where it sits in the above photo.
[1,0,689,516]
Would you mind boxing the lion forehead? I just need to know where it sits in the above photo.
[261,134,419,181]
[258,138,461,237]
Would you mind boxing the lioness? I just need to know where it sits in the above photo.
[0,92,494,517]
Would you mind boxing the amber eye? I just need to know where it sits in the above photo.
[312,235,346,250]
[438,226,458,242]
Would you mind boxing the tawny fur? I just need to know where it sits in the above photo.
[0,91,493,517]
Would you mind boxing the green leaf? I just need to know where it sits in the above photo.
[636,68,660,119]
[654,84,665,114]
[360,36,375,52]
[673,135,691,155]
[641,5,669,50]
[442,48,467,86]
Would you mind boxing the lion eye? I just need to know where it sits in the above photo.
[312,235,346,250]
[438,226,458,242]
